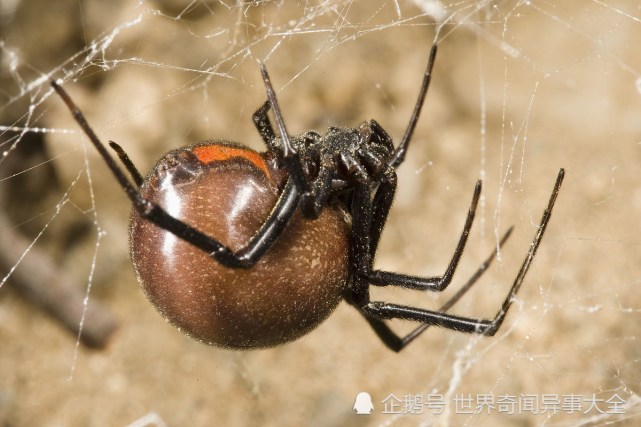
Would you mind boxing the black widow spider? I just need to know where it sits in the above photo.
[51,42,564,351]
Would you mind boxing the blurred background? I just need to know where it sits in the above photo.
[1,0,640,426]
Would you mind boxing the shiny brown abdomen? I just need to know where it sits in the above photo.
[129,142,351,349]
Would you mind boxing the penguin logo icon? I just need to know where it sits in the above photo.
[353,392,374,415]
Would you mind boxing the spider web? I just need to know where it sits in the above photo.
[1,1,640,426]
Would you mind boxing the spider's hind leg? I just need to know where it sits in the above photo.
[360,227,511,352]
[348,169,483,303]
[359,169,564,350]
[366,179,483,293]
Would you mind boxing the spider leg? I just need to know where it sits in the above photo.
[259,63,310,195]
[347,172,485,300]
[52,80,301,269]
[345,174,493,327]
[368,168,397,256]
[251,101,279,152]
[360,227,512,352]
[347,182,376,306]
[358,167,515,350]
[390,43,438,168]
[135,179,300,268]
[361,169,564,337]
[108,140,143,187]
[369,120,395,155]
[259,63,343,221]
[366,179,483,292]
[300,153,336,219]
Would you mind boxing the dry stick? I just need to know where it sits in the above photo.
[0,212,118,348]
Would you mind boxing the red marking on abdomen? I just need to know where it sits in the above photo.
[193,145,270,177]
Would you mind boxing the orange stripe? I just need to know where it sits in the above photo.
[193,145,270,177]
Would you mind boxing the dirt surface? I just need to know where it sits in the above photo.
[1,1,641,426]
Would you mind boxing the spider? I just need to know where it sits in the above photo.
[51,43,564,351]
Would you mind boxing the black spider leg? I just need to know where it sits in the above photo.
[299,153,336,218]
[348,181,377,306]
[108,141,143,186]
[365,166,483,292]
[390,43,438,168]
[51,80,301,269]
[255,65,335,220]
[363,227,513,352]
[251,101,279,153]
[358,45,477,292]
[346,158,508,349]
[361,169,565,336]
[259,64,310,196]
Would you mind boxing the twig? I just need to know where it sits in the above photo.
[0,212,118,348]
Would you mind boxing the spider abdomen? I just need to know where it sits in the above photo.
[129,141,351,349]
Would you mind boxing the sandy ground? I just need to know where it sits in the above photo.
[1,1,641,426]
